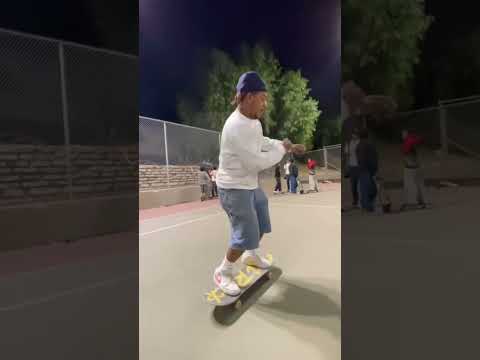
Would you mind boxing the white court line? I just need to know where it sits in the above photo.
[270,203,339,209]
[140,203,337,237]
[139,212,223,237]
[0,273,136,312]
[140,205,220,224]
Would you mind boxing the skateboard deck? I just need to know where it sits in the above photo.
[205,254,274,309]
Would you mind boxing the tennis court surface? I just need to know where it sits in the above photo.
[140,183,340,360]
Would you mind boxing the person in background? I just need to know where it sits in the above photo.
[289,159,299,194]
[210,166,218,198]
[356,129,378,212]
[400,129,426,210]
[307,157,319,192]
[283,159,291,192]
[199,166,211,201]
[344,129,361,208]
[274,164,282,194]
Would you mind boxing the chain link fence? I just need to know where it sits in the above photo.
[0,28,137,205]
[139,117,220,190]
[139,117,167,165]
[368,96,480,190]
[294,145,341,172]
[387,96,480,157]
[139,115,342,191]
[64,44,137,146]
[323,145,342,171]
[441,97,480,158]
[390,107,441,148]
[164,121,220,165]
[295,145,341,182]
[139,117,220,166]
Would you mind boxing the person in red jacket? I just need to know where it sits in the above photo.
[401,129,426,210]
[307,158,319,192]
[402,132,422,155]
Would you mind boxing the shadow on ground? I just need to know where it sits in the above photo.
[253,276,341,358]
[210,271,341,357]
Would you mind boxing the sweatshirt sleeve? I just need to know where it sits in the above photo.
[261,136,280,151]
[231,126,286,172]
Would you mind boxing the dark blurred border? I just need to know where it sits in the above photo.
[341,1,479,359]
[0,1,138,359]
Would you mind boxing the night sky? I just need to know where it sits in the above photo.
[0,1,137,54]
[140,0,341,122]
[1,1,478,114]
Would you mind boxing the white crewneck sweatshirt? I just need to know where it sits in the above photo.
[216,109,286,190]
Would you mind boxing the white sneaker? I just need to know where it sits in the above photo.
[241,251,272,269]
[213,267,241,296]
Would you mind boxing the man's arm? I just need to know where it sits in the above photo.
[261,136,278,152]
[235,137,287,172]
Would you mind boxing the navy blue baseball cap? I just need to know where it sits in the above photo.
[236,71,267,94]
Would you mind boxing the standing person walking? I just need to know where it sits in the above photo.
[344,129,361,207]
[289,159,299,194]
[210,166,218,198]
[400,129,426,210]
[307,157,319,192]
[284,159,291,192]
[356,129,378,212]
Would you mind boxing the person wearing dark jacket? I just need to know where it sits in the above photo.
[274,164,282,193]
[356,130,378,212]
[289,160,299,193]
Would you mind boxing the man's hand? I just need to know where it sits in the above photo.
[282,139,305,154]
[291,144,306,155]
[282,138,293,152]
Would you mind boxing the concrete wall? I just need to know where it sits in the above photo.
[0,145,137,205]
[0,144,137,251]
[139,164,202,209]
[139,165,198,190]
[1,194,137,252]
[140,186,201,209]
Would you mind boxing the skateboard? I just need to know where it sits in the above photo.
[205,254,274,310]
[298,178,305,194]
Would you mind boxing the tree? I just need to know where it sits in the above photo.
[316,117,342,147]
[177,44,322,147]
[273,70,321,149]
[431,29,480,100]
[342,0,433,109]
[203,49,242,130]
[238,43,282,135]
[176,96,207,129]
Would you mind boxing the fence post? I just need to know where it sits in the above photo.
[323,146,328,169]
[439,102,448,155]
[163,121,170,186]
[59,42,73,200]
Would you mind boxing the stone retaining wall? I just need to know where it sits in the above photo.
[0,145,137,204]
[139,165,199,190]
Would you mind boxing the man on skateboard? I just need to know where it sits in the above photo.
[213,71,305,296]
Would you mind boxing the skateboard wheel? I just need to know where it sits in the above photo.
[235,300,242,310]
